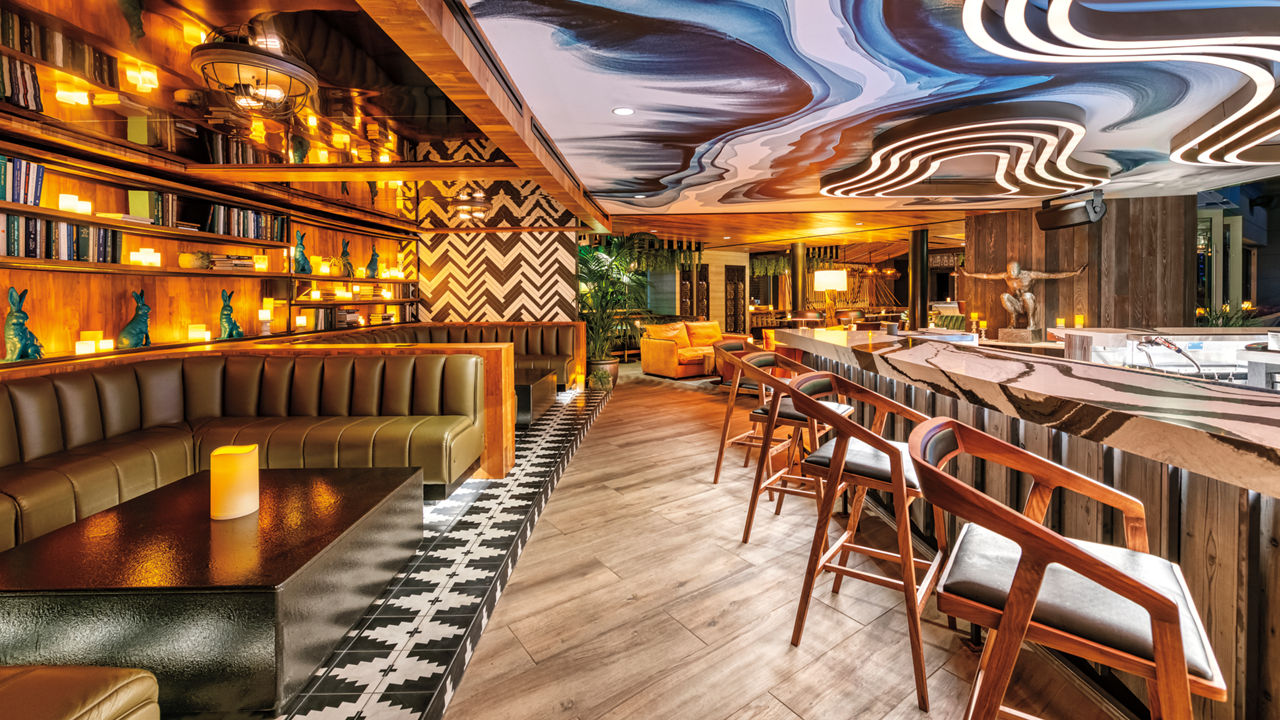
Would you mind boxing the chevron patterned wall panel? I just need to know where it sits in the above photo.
[407,138,579,321]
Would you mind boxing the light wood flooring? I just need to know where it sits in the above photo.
[443,372,1108,720]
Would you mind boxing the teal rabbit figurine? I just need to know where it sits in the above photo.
[117,290,151,349]
[366,249,380,279]
[219,289,243,339]
[339,239,354,278]
[4,287,43,362]
[294,231,311,274]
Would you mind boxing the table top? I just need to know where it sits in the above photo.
[514,368,557,385]
[0,467,422,592]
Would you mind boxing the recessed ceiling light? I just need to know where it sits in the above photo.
[855,222,864,226]
[612,107,635,116]
[722,235,731,239]
[633,194,644,198]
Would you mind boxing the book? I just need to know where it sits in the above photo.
[5,214,17,256]
[23,216,36,257]
[74,224,89,261]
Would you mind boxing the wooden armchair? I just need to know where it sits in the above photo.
[908,417,1226,720]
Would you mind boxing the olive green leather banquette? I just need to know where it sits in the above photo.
[0,352,484,552]
[302,322,580,387]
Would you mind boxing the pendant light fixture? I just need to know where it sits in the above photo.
[449,185,492,221]
[191,21,318,120]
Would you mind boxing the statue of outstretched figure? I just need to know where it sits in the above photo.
[958,261,1086,331]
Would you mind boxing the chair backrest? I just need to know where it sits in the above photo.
[784,371,927,459]
[834,310,864,321]
[794,310,823,320]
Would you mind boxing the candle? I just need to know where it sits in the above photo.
[258,309,272,322]
[209,445,260,520]
[295,315,307,328]
[252,255,269,272]
[1055,318,1066,328]
[188,324,207,341]
[74,340,96,355]
[979,321,988,330]
[1074,314,1085,328]
[202,330,212,342]
[355,267,366,279]
[262,298,274,311]
[381,289,392,300]
[319,260,332,275]
[969,312,979,321]
[79,330,103,343]
[309,290,321,301]
[98,339,114,351]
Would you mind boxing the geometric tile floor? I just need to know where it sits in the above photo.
[275,388,610,720]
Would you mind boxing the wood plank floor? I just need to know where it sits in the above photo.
[443,371,1109,720]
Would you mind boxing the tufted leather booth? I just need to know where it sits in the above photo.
[0,665,159,720]
[0,352,484,552]
[296,322,582,388]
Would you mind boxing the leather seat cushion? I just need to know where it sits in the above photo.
[685,321,723,347]
[516,354,571,379]
[751,398,855,424]
[676,347,713,365]
[943,523,1214,680]
[0,665,159,720]
[192,415,479,485]
[646,322,692,348]
[804,436,919,488]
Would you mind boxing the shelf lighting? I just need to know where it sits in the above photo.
[58,194,92,214]
[295,314,307,328]
[309,290,320,301]
[75,340,96,355]
[55,88,90,105]
[332,132,349,148]
[188,324,207,341]
[125,64,159,93]
[98,339,114,351]
[253,255,269,272]
[129,248,162,267]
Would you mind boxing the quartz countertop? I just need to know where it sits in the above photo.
[777,328,1280,488]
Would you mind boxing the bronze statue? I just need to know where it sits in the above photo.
[958,261,1085,331]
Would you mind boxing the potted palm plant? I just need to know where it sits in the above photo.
[578,237,650,388]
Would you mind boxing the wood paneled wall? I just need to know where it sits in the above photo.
[961,197,1196,331]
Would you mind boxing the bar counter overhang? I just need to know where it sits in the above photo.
[777,328,1280,487]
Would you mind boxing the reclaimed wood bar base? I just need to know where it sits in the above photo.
[778,329,1279,720]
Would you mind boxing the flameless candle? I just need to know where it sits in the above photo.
[74,340,95,355]
[252,255,269,272]
[295,315,307,328]
[355,267,366,279]
[209,445,260,520]
[98,339,114,351]
[202,330,211,342]
[262,298,274,311]
[309,290,321,301]
[79,330,103,343]
[979,321,988,330]
[188,324,207,341]
[258,309,272,322]
[1056,318,1066,328]
[1074,314,1085,328]
[969,312,979,321]
[381,289,392,300]
[319,260,332,275]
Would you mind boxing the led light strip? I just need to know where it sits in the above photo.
[964,0,1280,166]
[820,102,1110,199]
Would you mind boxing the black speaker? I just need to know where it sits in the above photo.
[1036,190,1107,231]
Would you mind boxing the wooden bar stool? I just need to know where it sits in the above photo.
[736,362,857,543]
[909,417,1226,720]
[710,347,815,485]
[782,372,943,711]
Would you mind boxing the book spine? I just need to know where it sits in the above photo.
[5,214,17,256]
[95,226,106,263]
[75,223,89,261]
[110,229,121,264]
[23,216,36,257]
[32,164,42,206]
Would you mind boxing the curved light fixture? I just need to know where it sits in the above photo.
[963,0,1280,166]
[191,23,318,120]
[821,102,1110,199]
[449,187,492,221]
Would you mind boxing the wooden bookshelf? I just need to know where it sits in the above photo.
[292,299,417,308]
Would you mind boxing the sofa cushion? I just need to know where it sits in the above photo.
[646,322,691,348]
[516,354,572,380]
[686,321,723,347]
[0,665,159,720]
[676,347,713,365]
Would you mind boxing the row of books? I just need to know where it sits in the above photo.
[0,7,119,88]
[208,254,254,270]
[202,126,283,165]
[0,56,40,112]
[201,204,288,242]
[0,155,44,205]
[0,213,122,262]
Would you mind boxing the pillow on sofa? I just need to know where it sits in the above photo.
[686,321,723,347]
[646,322,691,348]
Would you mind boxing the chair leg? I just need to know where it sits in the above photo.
[965,562,1044,720]
[791,456,845,646]
[895,494,930,712]
[742,412,783,544]
[711,378,740,485]
[830,485,867,595]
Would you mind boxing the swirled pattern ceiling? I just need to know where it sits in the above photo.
[468,0,1280,214]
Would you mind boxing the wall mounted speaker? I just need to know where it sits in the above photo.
[1036,190,1107,231]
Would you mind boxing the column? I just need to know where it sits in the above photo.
[907,229,928,330]
[790,242,806,313]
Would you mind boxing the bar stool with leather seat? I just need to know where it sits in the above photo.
[908,417,1226,720]
[780,371,944,712]
[735,362,858,543]
[710,346,819,485]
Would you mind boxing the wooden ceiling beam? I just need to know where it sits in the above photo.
[355,0,610,232]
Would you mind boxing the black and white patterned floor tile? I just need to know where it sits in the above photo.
[277,388,608,720]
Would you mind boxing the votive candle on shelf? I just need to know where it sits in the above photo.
[1055,318,1066,328]
[262,297,274,311]
[74,340,96,355]
[969,312,979,321]
[355,267,366,279]
[209,445,260,520]
[258,309,272,322]
[98,339,114,351]
[979,321,988,330]
[1074,314,1085,328]
[79,330,103,343]
[252,255,269,272]
[295,315,307,328]
[188,324,207,341]
[319,259,332,275]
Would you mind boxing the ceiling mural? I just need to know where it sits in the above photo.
[467,0,1280,214]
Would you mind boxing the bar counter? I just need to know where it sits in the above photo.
[777,328,1280,488]
[776,327,1280,719]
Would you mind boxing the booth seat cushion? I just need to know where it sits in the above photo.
[192,415,483,485]
[943,523,1215,680]
[516,354,572,378]
[646,322,692,348]
[0,665,159,720]
[685,321,723,347]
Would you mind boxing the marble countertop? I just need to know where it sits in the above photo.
[777,328,1280,489]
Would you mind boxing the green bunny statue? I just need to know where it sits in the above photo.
[366,248,380,279]
[339,239,355,278]
[294,231,312,274]
[117,290,151,349]
[4,287,43,362]
[219,289,244,339]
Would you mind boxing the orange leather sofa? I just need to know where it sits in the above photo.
[0,665,158,720]
[640,321,749,379]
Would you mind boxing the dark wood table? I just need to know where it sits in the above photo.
[515,368,556,426]
[0,467,423,714]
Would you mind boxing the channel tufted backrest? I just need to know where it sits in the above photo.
[295,322,577,358]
